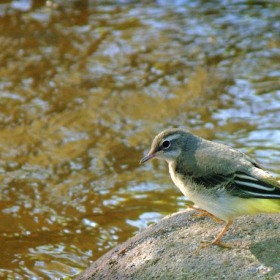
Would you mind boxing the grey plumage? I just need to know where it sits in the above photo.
[144,128,280,198]
[140,128,280,246]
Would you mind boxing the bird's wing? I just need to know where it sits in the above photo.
[193,170,280,199]
[233,171,280,198]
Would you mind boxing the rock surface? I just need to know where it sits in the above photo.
[76,209,280,279]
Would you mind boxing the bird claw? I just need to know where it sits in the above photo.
[192,212,223,223]
[188,207,233,248]
[200,240,232,248]
[188,206,223,222]
[199,221,233,248]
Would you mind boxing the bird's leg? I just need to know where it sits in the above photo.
[194,211,223,223]
[188,205,223,223]
[200,220,233,248]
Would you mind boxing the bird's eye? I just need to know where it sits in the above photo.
[162,140,171,149]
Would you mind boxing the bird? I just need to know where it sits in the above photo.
[140,128,280,247]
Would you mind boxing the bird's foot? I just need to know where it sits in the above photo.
[188,206,223,222]
[200,239,231,248]
[199,221,233,248]
[193,212,223,223]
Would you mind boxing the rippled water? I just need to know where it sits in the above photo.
[0,0,280,278]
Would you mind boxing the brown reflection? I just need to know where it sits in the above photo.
[0,0,280,278]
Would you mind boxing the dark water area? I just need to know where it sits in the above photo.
[0,0,280,278]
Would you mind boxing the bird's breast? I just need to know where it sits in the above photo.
[168,163,194,198]
[168,163,274,222]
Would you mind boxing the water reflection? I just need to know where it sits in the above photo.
[0,0,280,278]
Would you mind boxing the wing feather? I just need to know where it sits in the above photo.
[192,171,280,199]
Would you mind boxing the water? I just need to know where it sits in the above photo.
[0,0,280,278]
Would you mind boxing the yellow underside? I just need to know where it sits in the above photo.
[193,196,280,222]
[246,198,280,215]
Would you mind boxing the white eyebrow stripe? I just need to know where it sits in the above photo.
[163,134,181,142]
[235,173,258,181]
[235,180,275,191]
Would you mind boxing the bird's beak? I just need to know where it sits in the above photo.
[139,152,156,164]
[140,150,163,164]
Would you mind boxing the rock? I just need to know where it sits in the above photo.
[76,209,280,279]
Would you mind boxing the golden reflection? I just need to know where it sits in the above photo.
[0,1,279,278]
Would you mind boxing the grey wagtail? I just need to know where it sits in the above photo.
[140,128,280,247]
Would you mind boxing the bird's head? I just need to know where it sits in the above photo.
[140,128,195,164]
